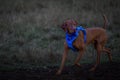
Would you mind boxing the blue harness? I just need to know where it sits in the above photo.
[66,26,86,51]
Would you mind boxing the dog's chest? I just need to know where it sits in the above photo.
[73,35,84,50]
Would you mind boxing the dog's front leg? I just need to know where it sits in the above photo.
[74,49,84,67]
[56,43,69,75]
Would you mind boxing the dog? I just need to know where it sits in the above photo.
[56,14,112,75]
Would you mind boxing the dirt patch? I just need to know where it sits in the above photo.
[0,62,120,80]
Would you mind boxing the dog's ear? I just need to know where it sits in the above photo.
[61,22,67,31]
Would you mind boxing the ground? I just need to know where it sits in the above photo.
[0,62,120,80]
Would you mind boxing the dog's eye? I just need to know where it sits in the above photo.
[72,20,78,26]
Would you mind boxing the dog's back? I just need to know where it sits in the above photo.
[86,27,107,45]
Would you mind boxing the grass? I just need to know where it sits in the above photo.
[0,0,120,69]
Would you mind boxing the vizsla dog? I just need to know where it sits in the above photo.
[56,15,112,75]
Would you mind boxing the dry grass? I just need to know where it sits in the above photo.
[0,0,120,67]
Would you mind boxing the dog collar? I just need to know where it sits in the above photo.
[66,26,86,51]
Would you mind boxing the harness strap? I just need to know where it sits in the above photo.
[66,26,86,51]
[76,27,87,43]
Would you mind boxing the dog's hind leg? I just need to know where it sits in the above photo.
[90,42,102,71]
[102,48,112,62]
[101,41,112,62]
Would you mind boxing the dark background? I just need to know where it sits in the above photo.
[0,0,120,70]
[0,0,120,80]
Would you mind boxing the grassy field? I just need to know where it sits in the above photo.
[0,0,120,68]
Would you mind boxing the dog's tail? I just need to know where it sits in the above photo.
[103,14,108,29]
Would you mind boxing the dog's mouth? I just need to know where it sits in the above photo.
[68,29,75,34]
[67,26,76,34]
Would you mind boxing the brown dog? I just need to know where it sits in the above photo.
[56,15,112,75]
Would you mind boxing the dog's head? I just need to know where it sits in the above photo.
[61,19,78,34]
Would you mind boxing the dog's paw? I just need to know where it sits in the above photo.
[56,70,61,75]
[89,67,96,72]
[74,63,82,68]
